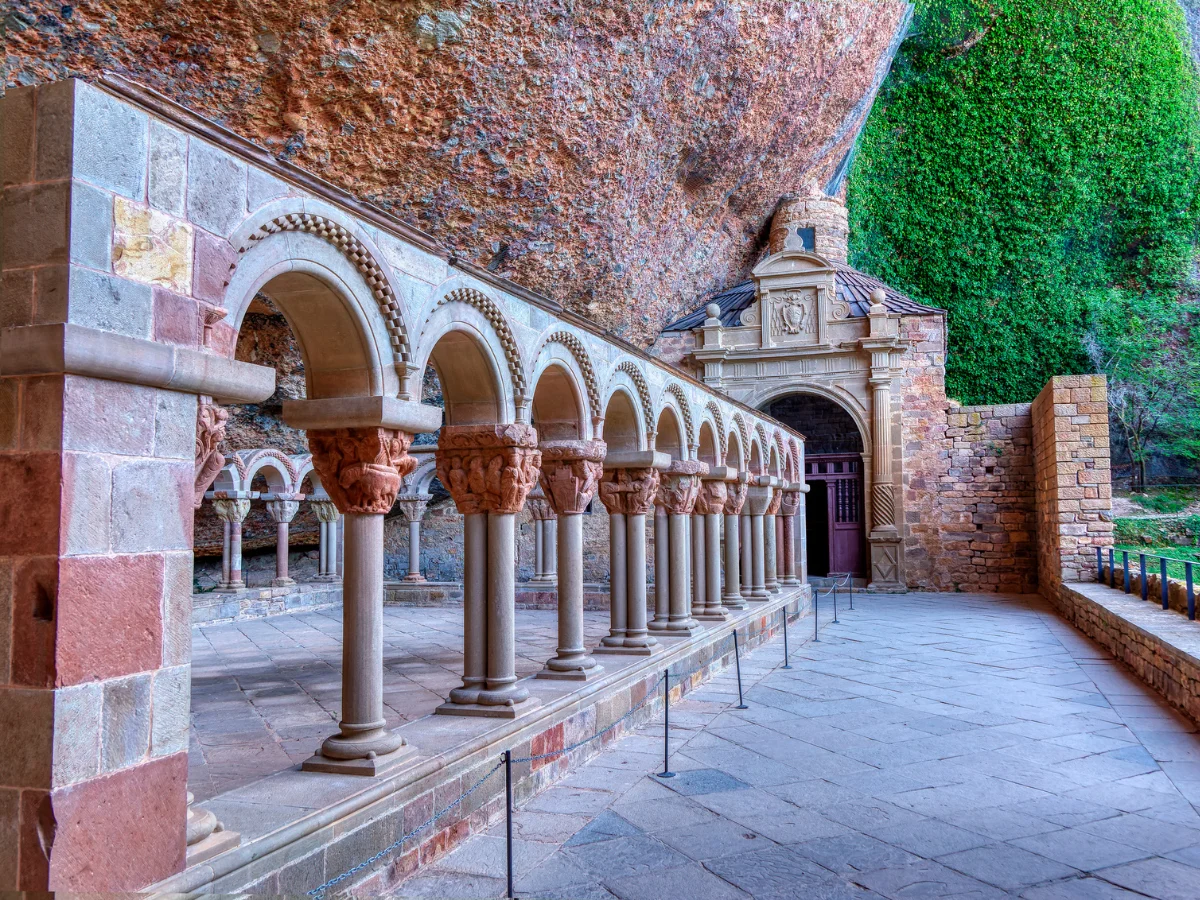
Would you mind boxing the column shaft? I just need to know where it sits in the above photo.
[320,513,402,760]
[479,513,527,706]
[624,513,654,649]
[691,513,705,617]
[408,520,422,580]
[451,513,488,704]
[533,518,544,577]
[723,513,746,609]
[602,512,627,646]
[740,515,753,600]
[275,520,289,582]
[751,514,767,600]
[765,513,779,592]
[544,519,558,578]
[650,509,671,631]
[542,513,597,677]
[705,512,722,614]
[230,521,244,586]
[222,520,232,584]
[666,513,697,633]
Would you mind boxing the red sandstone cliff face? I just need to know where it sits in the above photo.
[5,0,909,342]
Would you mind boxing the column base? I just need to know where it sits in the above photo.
[312,574,340,583]
[301,742,417,777]
[594,638,659,656]
[658,620,705,638]
[272,577,296,587]
[435,697,543,719]
[402,574,427,583]
[746,591,770,602]
[186,827,240,866]
[694,608,729,621]
[215,582,245,593]
[766,582,781,593]
[536,659,604,681]
[722,595,748,610]
[528,575,556,585]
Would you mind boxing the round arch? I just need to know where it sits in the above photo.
[655,405,686,460]
[602,387,645,453]
[750,383,872,460]
[530,361,589,442]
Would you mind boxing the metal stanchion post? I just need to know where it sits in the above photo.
[832,581,840,625]
[1161,556,1170,610]
[848,578,854,611]
[1123,551,1130,594]
[1187,563,1196,621]
[1097,546,1103,583]
[1109,548,1116,588]
[658,670,674,778]
[814,587,819,642]
[782,606,792,669]
[1140,553,1148,602]
[733,631,748,710]
[504,749,514,899]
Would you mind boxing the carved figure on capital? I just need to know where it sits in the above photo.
[599,467,660,516]
[693,480,728,516]
[435,423,542,515]
[724,481,748,516]
[213,496,251,524]
[308,427,416,515]
[780,490,801,517]
[766,488,784,517]
[194,399,228,508]
[539,440,605,515]
[657,459,707,516]
[524,487,555,522]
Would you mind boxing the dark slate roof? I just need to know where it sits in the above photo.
[663,261,944,332]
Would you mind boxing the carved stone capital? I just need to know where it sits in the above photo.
[723,481,747,516]
[766,489,784,516]
[656,461,706,516]
[310,499,340,523]
[598,466,660,516]
[265,497,302,524]
[693,480,728,516]
[435,423,542,515]
[194,399,228,509]
[394,494,430,524]
[525,491,556,521]
[779,489,801,517]
[213,497,251,523]
[745,485,773,516]
[307,427,416,515]
[539,440,605,516]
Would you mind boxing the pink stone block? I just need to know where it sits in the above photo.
[192,229,236,305]
[56,554,164,685]
[152,287,201,348]
[63,376,155,456]
[0,453,62,556]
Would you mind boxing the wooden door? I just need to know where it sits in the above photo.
[805,454,866,577]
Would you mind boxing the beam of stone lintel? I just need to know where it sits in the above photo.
[0,322,275,404]
[284,396,444,434]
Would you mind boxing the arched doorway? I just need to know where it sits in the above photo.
[763,393,866,578]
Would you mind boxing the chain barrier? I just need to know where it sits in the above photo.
[307,759,504,900]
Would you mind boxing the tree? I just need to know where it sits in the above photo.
[1086,292,1200,492]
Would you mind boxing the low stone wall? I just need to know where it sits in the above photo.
[1047,580,1200,725]
[1100,561,1196,618]
[384,582,612,609]
[191,582,341,625]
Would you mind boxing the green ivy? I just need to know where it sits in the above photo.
[848,0,1200,404]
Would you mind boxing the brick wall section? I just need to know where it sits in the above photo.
[1032,375,1114,590]
[932,404,1037,593]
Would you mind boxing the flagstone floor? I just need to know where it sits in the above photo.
[394,592,1200,899]
[188,607,612,801]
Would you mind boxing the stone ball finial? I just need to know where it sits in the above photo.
[705,302,721,320]
[869,287,887,305]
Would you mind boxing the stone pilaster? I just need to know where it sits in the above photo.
[303,427,417,775]
[435,424,541,716]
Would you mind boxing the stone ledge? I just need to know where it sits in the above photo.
[192,582,342,625]
[1048,580,1200,725]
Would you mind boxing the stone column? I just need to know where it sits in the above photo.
[798,482,810,583]
[780,489,800,585]
[740,513,753,602]
[525,487,555,584]
[303,427,417,775]
[394,494,430,582]
[691,512,706,617]
[597,466,660,655]
[723,476,748,609]
[310,499,341,580]
[765,486,782,593]
[435,424,542,717]
[544,517,558,581]
[264,493,303,586]
[746,479,773,600]
[694,477,728,620]
[537,441,605,679]
[658,460,706,636]
[651,504,671,633]
[212,493,255,591]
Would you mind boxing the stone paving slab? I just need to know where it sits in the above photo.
[391,592,1200,899]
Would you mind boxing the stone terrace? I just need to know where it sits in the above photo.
[189,608,612,801]
[400,592,1200,900]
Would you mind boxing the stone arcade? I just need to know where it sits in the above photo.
[0,79,810,893]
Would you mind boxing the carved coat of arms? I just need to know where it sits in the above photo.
[773,290,814,337]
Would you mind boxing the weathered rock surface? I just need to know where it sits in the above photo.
[6,0,909,340]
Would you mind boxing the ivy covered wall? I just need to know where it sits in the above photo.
[848,0,1200,405]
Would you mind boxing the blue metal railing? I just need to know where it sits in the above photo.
[1097,546,1196,620]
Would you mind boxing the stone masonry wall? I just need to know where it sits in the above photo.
[1032,374,1114,590]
